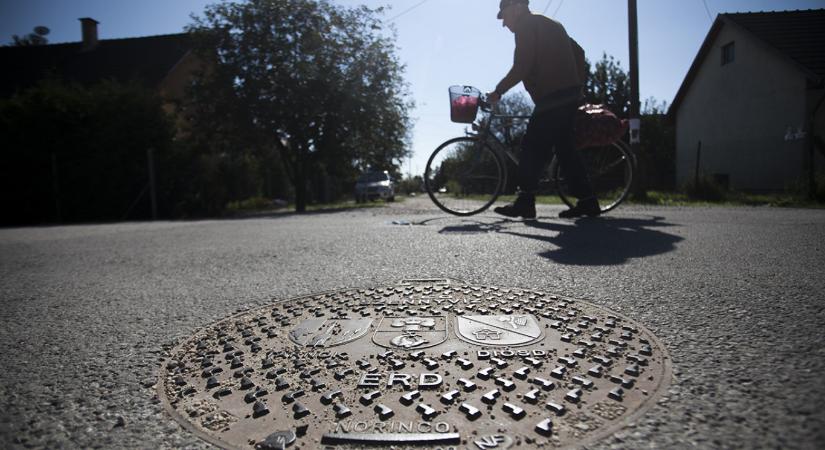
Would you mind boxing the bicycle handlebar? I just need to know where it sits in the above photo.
[478,95,493,113]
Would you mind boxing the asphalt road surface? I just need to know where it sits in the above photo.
[1,197,824,449]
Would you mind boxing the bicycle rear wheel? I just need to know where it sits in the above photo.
[424,137,505,216]
[554,140,634,214]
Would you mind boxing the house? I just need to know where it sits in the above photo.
[0,19,200,224]
[0,18,198,120]
[668,9,825,191]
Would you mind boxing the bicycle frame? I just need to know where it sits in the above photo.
[467,106,531,168]
[468,106,572,189]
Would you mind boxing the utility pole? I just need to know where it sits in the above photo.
[628,0,646,199]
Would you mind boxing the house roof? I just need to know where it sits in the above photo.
[668,9,825,118]
[0,33,191,97]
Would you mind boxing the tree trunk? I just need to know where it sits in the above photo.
[295,149,307,213]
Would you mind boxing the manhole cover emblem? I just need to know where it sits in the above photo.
[160,279,671,449]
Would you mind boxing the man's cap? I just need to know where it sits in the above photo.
[497,0,529,19]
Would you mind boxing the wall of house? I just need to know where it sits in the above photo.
[675,22,809,191]
[158,51,202,138]
[158,51,201,101]
[807,88,825,186]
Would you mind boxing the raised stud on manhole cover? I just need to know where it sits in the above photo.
[159,279,671,449]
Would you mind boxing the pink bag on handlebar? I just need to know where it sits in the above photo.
[574,104,628,149]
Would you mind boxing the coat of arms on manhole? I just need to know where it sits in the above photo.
[159,279,671,450]
[456,314,543,346]
[373,316,448,349]
[289,318,373,348]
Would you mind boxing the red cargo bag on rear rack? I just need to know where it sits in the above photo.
[574,104,628,149]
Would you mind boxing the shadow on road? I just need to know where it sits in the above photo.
[437,215,683,266]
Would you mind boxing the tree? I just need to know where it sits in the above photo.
[10,26,50,46]
[641,97,675,190]
[584,53,630,118]
[491,92,533,145]
[396,174,424,194]
[185,0,413,212]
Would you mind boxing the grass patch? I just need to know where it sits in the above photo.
[496,191,822,208]
[683,175,727,202]
[227,196,399,215]
[633,191,824,208]
[304,199,390,211]
[226,197,282,212]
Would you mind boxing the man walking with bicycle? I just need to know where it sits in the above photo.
[488,0,600,219]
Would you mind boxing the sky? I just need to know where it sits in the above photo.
[2,0,824,176]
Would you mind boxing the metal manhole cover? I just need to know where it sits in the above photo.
[159,279,671,449]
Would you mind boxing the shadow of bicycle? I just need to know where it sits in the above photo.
[435,218,509,234]
[437,215,683,266]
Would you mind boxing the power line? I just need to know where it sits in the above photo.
[387,0,431,23]
[552,0,565,17]
[543,0,554,15]
[702,0,714,21]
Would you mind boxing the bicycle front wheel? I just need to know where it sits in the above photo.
[424,137,505,216]
[554,140,634,214]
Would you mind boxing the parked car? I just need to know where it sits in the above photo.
[355,170,395,203]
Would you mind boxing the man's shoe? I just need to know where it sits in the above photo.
[559,198,601,219]
[494,195,536,220]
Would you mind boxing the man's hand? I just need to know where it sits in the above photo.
[486,91,501,104]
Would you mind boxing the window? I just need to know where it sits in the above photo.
[721,41,735,65]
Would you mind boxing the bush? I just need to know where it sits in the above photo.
[684,175,727,201]
[446,180,462,197]
[396,176,423,195]
[817,171,825,202]
[226,196,276,212]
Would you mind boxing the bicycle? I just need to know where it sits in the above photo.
[424,86,636,217]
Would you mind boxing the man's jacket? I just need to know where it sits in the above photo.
[495,13,584,112]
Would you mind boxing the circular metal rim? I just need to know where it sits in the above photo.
[424,138,505,217]
[157,279,673,450]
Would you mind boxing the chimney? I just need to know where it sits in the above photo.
[79,18,99,50]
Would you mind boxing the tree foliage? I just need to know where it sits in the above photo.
[640,97,676,190]
[184,0,413,212]
[0,80,175,224]
[490,92,533,146]
[9,26,50,46]
[584,53,630,118]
